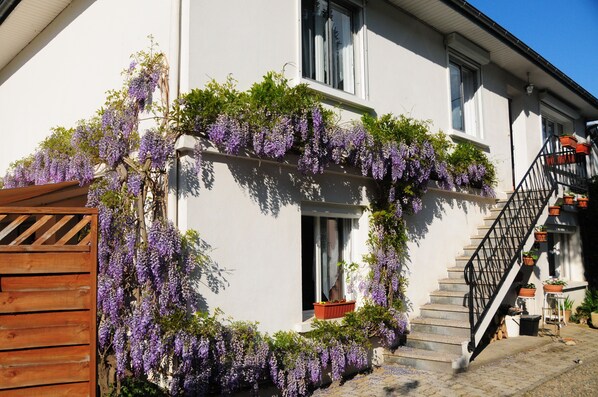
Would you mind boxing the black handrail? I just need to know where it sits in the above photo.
[465,135,589,352]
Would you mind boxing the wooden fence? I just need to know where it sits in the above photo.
[0,207,97,396]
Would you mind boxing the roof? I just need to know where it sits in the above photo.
[0,181,89,207]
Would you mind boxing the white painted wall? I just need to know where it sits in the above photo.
[0,0,173,174]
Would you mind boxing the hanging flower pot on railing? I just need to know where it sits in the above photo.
[576,143,591,155]
[519,283,536,297]
[313,299,356,319]
[522,250,538,266]
[563,193,575,205]
[559,135,578,149]
[548,205,561,216]
[557,153,577,164]
[534,225,548,243]
[577,195,589,209]
[543,278,566,293]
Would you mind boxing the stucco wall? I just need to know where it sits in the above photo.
[0,0,173,173]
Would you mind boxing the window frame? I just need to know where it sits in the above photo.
[300,0,366,98]
[448,52,483,139]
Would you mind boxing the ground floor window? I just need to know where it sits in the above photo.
[301,216,353,311]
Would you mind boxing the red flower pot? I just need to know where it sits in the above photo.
[534,231,548,242]
[313,300,356,319]
[577,197,589,208]
[519,288,536,297]
[548,206,561,216]
[576,143,591,155]
[563,196,575,205]
[522,256,535,266]
[559,135,578,149]
[546,155,556,166]
[543,284,564,293]
[557,154,576,164]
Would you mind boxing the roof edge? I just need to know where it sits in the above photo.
[440,0,598,113]
[0,0,21,26]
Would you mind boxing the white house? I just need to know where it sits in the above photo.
[1,0,597,371]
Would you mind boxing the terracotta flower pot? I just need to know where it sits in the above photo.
[564,309,572,323]
[313,300,356,319]
[543,284,564,293]
[557,154,577,164]
[591,312,598,328]
[534,231,548,242]
[559,135,578,149]
[545,155,556,166]
[519,288,536,297]
[576,143,591,155]
[548,206,561,216]
[563,196,575,205]
[577,197,589,209]
[522,256,535,266]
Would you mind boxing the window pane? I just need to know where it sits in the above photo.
[449,63,464,131]
[301,0,327,83]
[320,218,344,301]
[462,66,477,135]
[330,5,354,93]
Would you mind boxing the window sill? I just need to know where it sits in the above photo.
[299,78,374,113]
[449,130,490,151]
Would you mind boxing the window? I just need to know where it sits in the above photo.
[542,116,564,141]
[449,56,480,137]
[302,0,357,94]
[301,216,352,311]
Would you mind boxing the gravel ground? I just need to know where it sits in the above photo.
[520,356,598,397]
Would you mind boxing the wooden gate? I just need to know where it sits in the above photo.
[0,207,97,396]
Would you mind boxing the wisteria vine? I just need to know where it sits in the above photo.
[2,47,495,396]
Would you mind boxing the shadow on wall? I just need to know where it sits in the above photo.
[578,176,598,290]
[188,233,232,312]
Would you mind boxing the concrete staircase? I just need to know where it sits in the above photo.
[385,198,509,372]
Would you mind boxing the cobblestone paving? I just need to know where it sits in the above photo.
[312,325,598,397]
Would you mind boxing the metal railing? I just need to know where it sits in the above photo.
[465,135,589,352]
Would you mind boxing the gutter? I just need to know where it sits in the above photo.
[440,0,598,111]
[0,0,21,26]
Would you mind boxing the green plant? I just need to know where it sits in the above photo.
[563,296,574,311]
[521,283,536,289]
[576,289,598,317]
[535,225,547,232]
[564,191,575,197]
[522,250,539,260]
[110,377,168,397]
[544,278,567,286]
[447,141,497,188]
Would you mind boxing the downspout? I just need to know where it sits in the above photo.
[168,0,182,228]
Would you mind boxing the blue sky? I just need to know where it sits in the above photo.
[467,0,598,98]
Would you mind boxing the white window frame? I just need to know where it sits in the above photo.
[541,103,574,142]
[299,0,367,100]
[448,52,483,140]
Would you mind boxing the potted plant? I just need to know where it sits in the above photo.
[577,194,589,209]
[563,191,575,205]
[563,296,574,323]
[575,289,598,328]
[313,299,356,319]
[576,142,591,155]
[534,225,548,242]
[557,153,577,164]
[543,278,567,293]
[519,283,536,297]
[548,205,561,216]
[559,134,578,149]
[522,250,538,266]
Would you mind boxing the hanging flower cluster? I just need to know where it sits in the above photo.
[2,48,495,397]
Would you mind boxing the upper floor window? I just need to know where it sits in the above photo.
[449,56,481,137]
[302,0,357,94]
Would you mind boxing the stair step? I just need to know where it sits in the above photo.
[384,346,461,373]
[420,303,470,321]
[405,331,467,355]
[430,290,468,306]
[438,278,469,292]
[410,317,470,338]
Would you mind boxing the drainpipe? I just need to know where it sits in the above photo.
[167,0,182,228]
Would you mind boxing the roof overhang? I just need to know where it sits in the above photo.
[0,0,73,71]
[0,181,89,207]
[388,0,598,120]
